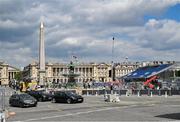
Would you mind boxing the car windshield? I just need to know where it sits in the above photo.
[19,94,33,99]
[66,92,78,96]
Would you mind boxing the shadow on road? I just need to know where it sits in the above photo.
[155,113,180,120]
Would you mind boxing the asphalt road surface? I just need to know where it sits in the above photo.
[5,95,180,121]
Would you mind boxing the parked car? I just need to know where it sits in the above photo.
[26,90,53,102]
[52,91,83,104]
[9,93,37,107]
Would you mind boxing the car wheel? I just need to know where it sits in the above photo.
[52,98,56,103]
[33,103,37,107]
[67,98,72,104]
[9,103,13,107]
[20,103,24,108]
[9,101,12,106]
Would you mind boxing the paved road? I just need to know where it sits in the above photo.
[6,95,180,121]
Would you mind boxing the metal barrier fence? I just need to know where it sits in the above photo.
[0,88,5,112]
[0,87,15,108]
[81,89,180,96]
[0,88,5,122]
[0,87,17,122]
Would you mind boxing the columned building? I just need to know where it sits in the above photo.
[93,63,111,82]
[0,61,8,85]
[140,61,175,67]
[8,66,20,81]
[0,61,20,85]
[22,61,140,83]
[115,62,140,77]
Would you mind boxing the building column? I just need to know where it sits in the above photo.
[173,70,176,81]
[80,68,82,75]
[87,68,90,77]
[85,67,86,78]
[56,68,57,76]
[78,67,79,73]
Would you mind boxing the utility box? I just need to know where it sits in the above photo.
[105,94,120,102]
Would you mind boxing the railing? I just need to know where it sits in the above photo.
[80,89,180,96]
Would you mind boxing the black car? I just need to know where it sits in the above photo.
[52,91,83,104]
[26,90,53,102]
[9,93,37,107]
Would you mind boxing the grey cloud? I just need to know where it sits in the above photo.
[132,19,180,51]
[0,0,25,16]
[0,0,180,67]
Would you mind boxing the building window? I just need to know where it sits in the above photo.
[53,79,56,83]
[57,79,59,83]
[53,68,55,73]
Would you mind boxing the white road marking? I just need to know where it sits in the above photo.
[23,106,124,121]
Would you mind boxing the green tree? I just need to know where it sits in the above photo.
[14,71,23,81]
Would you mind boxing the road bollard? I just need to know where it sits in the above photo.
[104,91,107,100]
[114,91,117,95]
[158,90,161,96]
[165,91,168,98]
[86,91,89,96]
[137,91,140,97]
[126,91,128,97]
[150,91,153,97]
[111,90,113,94]
[105,91,107,96]
[119,90,121,96]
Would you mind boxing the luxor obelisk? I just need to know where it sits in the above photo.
[39,21,46,86]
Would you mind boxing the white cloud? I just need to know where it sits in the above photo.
[0,20,19,28]
[0,0,180,67]
[57,38,79,46]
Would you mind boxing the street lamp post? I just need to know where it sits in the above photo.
[111,37,115,82]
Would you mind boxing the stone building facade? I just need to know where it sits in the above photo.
[22,61,139,83]
[140,61,175,67]
[8,66,20,81]
[0,62,8,85]
[0,61,20,85]
[114,62,139,77]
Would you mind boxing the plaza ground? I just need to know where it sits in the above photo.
[5,95,180,121]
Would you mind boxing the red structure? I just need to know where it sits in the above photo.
[122,64,173,89]
[144,75,158,89]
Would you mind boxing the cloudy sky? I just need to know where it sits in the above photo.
[0,0,180,68]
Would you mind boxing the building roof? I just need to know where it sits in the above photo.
[8,65,20,71]
[122,64,173,79]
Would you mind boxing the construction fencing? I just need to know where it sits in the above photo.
[81,89,180,96]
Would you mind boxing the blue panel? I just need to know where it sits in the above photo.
[124,64,172,79]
